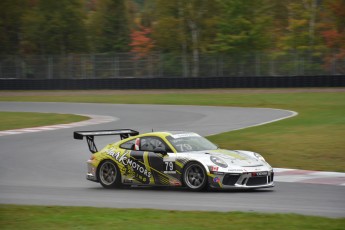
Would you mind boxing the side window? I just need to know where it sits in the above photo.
[120,139,135,150]
[140,137,167,152]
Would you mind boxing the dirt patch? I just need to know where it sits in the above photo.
[1,88,344,96]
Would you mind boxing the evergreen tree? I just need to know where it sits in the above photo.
[0,0,28,55]
[88,0,131,53]
[21,0,88,55]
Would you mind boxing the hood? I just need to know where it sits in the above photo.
[206,149,264,167]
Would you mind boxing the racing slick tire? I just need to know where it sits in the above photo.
[183,162,208,191]
[97,160,121,189]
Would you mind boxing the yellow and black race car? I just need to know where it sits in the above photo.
[74,129,274,191]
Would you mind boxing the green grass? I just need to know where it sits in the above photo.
[0,112,88,131]
[0,205,344,230]
[1,91,344,172]
[207,93,345,172]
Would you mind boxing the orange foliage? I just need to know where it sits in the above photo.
[321,0,345,72]
[328,0,345,28]
[321,28,345,71]
[322,30,345,49]
[129,25,154,60]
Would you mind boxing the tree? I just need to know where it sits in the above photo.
[267,0,327,75]
[88,0,131,53]
[210,0,273,55]
[0,0,28,55]
[21,0,88,55]
[150,0,219,77]
[321,0,345,73]
[204,0,274,76]
[275,0,326,57]
[268,0,289,51]
[130,25,154,59]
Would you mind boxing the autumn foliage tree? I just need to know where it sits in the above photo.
[129,25,154,59]
[321,0,345,73]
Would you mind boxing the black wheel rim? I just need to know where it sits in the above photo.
[184,164,206,189]
[100,162,117,186]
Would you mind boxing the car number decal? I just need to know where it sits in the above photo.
[164,161,176,174]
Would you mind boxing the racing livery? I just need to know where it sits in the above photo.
[74,129,274,191]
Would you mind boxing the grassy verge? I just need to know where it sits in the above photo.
[0,205,344,230]
[1,90,344,172]
[0,112,88,131]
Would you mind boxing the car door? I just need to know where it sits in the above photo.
[118,138,151,185]
[138,136,178,185]
[120,136,178,186]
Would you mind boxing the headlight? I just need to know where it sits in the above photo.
[210,156,228,168]
[254,152,266,162]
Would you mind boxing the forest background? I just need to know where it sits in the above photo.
[1,0,344,78]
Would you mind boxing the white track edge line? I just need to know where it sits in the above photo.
[0,114,117,136]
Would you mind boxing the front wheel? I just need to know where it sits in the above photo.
[98,160,121,188]
[183,162,208,191]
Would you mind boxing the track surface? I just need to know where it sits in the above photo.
[0,102,344,218]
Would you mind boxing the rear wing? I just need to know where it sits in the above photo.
[74,129,139,153]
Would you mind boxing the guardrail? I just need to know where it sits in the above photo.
[1,76,344,90]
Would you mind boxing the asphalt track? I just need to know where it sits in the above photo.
[0,102,344,218]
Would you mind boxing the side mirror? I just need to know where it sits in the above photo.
[154,147,167,155]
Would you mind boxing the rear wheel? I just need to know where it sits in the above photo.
[98,160,121,188]
[183,162,208,191]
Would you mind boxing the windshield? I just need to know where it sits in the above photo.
[166,133,218,152]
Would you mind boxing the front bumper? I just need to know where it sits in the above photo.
[209,171,274,189]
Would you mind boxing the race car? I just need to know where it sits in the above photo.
[74,129,274,191]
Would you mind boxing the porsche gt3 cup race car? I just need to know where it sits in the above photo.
[74,129,274,191]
